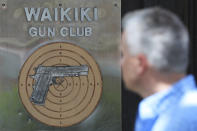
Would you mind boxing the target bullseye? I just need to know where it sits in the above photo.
[18,42,102,127]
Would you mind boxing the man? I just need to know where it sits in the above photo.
[121,7,197,131]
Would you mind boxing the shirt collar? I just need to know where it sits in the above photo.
[138,75,196,120]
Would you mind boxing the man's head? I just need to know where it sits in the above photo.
[121,7,189,97]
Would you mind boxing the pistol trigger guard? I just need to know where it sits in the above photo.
[52,77,57,85]
[52,77,64,85]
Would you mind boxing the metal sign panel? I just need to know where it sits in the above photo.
[0,0,121,130]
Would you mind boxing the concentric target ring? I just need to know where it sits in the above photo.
[18,42,102,127]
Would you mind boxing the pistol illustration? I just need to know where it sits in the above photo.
[30,65,89,105]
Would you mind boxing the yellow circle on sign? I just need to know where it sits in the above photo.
[18,42,102,127]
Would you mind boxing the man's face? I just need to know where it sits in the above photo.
[120,32,144,92]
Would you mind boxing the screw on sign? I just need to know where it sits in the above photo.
[18,42,102,127]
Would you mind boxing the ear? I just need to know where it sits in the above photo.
[136,54,148,75]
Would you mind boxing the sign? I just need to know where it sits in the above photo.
[24,7,98,38]
[0,0,120,130]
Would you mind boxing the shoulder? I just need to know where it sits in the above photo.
[173,90,197,119]
[153,90,197,131]
[180,90,197,106]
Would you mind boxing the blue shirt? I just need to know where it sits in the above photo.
[135,75,197,131]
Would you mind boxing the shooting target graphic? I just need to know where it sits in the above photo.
[18,42,102,127]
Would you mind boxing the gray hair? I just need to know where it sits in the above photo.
[122,7,189,73]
